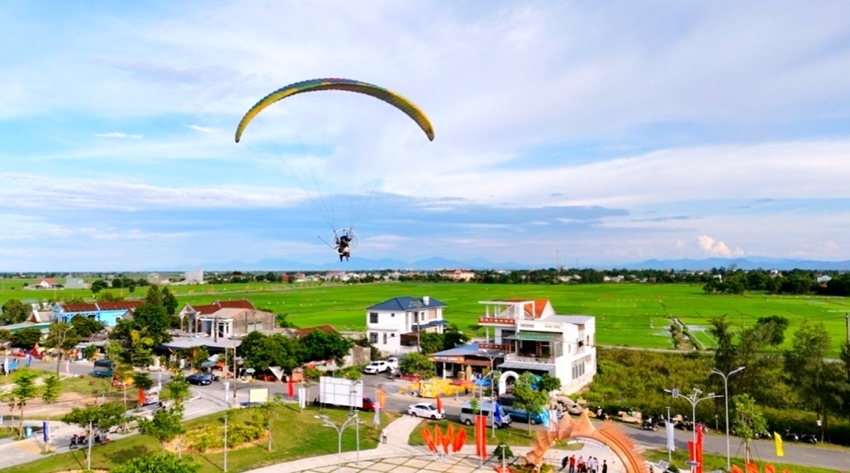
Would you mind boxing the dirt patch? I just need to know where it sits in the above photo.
[164,431,270,454]
[24,392,128,417]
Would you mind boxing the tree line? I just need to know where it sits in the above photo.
[586,316,850,444]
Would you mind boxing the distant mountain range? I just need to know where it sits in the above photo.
[171,256,850,272]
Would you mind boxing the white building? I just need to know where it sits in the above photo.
[184,269,204,284]
[478,298,596,394]
[365,295,447,355]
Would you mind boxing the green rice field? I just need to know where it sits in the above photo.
[3,279,850,356]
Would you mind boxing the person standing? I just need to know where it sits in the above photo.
[569,455,576,473]
[602,460,608,473]
[561,455,570,471]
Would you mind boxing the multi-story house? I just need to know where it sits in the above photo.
[478,298,596,394]
[365,296,447,355]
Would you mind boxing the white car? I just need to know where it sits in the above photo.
[385,357,399,369]
[408,402,445,420]
[363,360,390,374]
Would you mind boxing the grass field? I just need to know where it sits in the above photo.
[3,280,850,356]
[0,404,389,473]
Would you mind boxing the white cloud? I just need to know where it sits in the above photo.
[697,235,743,257]
[94,132,143,139]
[187,125,215,133]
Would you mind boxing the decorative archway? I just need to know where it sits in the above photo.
[525,410,647,473]
[498,370,519,395]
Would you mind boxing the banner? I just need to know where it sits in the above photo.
[666,419,676,452]
[287,378,294,398]
[696,423,704,473]
[298,387,307,409]
[475,414,487,458]
[377,388,386,409]
[436,395,443,414]
[773,432,784,457]
[765,464,775,473]
[731,465,743,473]
[746,462,759,473]
[42,421,49,442]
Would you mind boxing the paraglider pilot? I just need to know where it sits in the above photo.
[335,231,352,262]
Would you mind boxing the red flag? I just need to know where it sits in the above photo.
[475,414,487,458]
[138,387,146,406]
[696,424,704,473]
[746,462,759,473]
[765,464,775,473]
[436,395,443,414]
[377,388,386,409]
[731,466,744,473]
[452,427,466,453]
[688,440,697,463]
[287,377,294,398]
[434,424,443,449]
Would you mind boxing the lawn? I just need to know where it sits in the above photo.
[4,281,849,355]
[1,404,392,473]
[643,448,843,473]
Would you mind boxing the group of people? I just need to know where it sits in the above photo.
[561,455,607,473]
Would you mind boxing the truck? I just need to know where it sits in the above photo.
[93,359,115,378]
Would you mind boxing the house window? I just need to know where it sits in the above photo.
[255,322,263,331]
[369,312,379,324]
[383,333,388,345]
[247,322,255,332]
[369,332,378,344]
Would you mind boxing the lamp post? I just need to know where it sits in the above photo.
[480,349,500,438]
[316,413,360,473]
[666,406,672,463]
[348,380,363,465]
[665,387,722,444]
[710,366,745,471]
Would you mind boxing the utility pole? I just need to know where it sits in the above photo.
[232,342,238,407]
[223,414,228,472]
[87,421,93,470]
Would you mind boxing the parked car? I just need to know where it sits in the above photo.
[509,408,546,425]
[186,373,213,386]
[385,357,399,369]
[407,402,445,420]
[363,360,391,374]
[360,397,376,412]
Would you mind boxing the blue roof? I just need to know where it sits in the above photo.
[367,296,446,311]
[431,342,483,357]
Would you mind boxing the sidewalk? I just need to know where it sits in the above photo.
[246,415,629,473]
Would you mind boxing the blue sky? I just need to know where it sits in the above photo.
[3,1,850,271]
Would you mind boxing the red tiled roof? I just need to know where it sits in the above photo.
[191,304,221,315]
[63,303,99,312]
[293,325,337,337]
[508,298,549,318]
[217,299,256,310]
[37,278,57,285]
[97,300,144,310]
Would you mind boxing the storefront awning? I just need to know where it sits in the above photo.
[498,360,555,371]
[504,332,561,341]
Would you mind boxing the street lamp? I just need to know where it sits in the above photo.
[710,366,745,471]
[665,387,722,444]
[480,349,501,438]
[316,413,360,473]
[348,380,364,465]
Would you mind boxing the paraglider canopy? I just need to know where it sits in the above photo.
[235,78,434,143]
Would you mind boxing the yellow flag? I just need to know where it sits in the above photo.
[773,431,784,457]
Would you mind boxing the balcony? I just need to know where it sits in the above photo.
[478,316,520,325]
[504,353,556,365]
[478,342,506,351]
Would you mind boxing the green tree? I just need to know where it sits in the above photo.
[62,401,127,438]
[190,346,210,369]
[512,372,548,433]
[90,279,109,294]
[730,394,768,463]
[241,332,300,372]
[133,372,155,391]
[105,340,124,363]
[70,314,106,338]
[9,369,40,437]
[161,287,178,315]
[44,321,81,374]
[259,394,284,451]
[112,452,200,473]
[442,324,470,351]
[144,285,163,306]
[165,375,191,409]
[784,321,833,439]
[41,373,62,405]
[275,313,297,328]
[399,352,435,379]
[418,332,443,355]
[10,327,42,349]
[298,330,353,364]
[138,406,185,451]
[0,299,30,325]
[537,374,562,393]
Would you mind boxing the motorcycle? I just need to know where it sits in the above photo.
[69,433,110,449]
[783,429,799,442]
[798,433,818,444]
[641,420,658,431]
